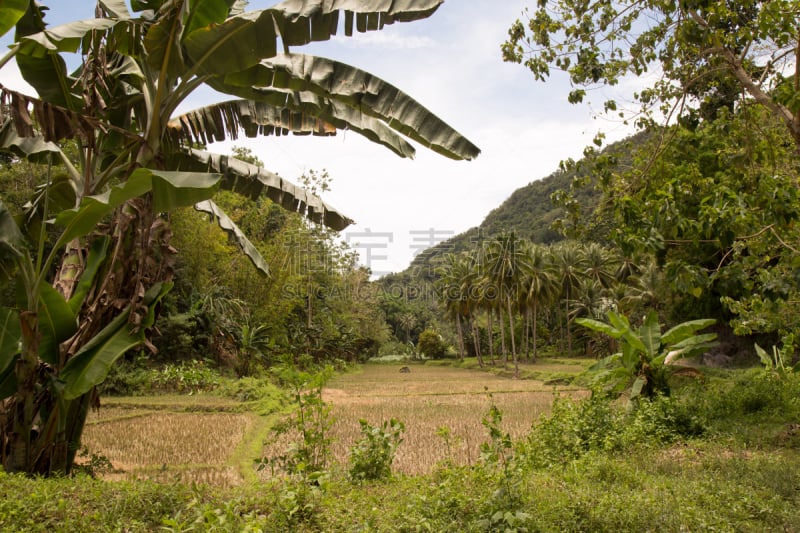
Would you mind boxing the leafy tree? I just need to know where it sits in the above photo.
[417,328,448,359]
[0,0,479,475]
[503,0,800,147]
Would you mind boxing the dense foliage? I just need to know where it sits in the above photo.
[0,0,478,475]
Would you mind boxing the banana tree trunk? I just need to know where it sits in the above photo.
[6,311,38,473]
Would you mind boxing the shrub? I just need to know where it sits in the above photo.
[417,329,448,359]
[149,360,221,393]
[348,419,405,482]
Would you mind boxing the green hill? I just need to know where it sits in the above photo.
[402,132,647,277]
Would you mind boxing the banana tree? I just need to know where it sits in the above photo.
[0,0,479,475]
[576,311,717,399]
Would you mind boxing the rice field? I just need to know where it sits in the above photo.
[81,411,257,487]
[83,363,585,485]
[263,364,586,477]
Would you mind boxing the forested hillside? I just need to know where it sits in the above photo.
[406,132,648,273]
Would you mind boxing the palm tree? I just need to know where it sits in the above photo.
[582,243,616,289]
[519,242,556,362]
[486,233,526,377]
[435,253,470,361]
[397,312,417,344]
[551,242,588,355]
[0,0,479,475]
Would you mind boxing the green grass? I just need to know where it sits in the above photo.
[2,363,800,531]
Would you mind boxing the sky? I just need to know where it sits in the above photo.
[0,1,637,277]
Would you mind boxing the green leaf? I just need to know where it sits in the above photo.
[575,317,623,338]
[183,0,233,37]
[98,0,131,19]
[67,237,110,314]
[60,282,171,400]
[0,119,63,162]
[184,0,443,75]
[173,148,353,231]
[54,169,152,247]
[170,95,417,159]
[143,5,184,76]
[149,170,221,212]
[0,355,18,400]
[194,200,269,276]
[639,311,660,358]
[0,0,28,39]
[661,319,716,346]
[14,3,81,109]
[37,282,77,365]
[630,377,646,399]
[18,19,118,55]
[54,168,220,250]
[0,307,21,376]
[754,343,772,368]
[0,199,25,283]
[219,53,480,161]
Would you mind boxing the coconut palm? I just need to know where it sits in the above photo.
[435,253,470,360]
[0,0,479,475]
[551,242,588,355]
[519,242,556,362]
[486,232,527,376]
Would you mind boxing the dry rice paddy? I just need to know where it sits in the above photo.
[318,365,584,475]
[83,363,585,485]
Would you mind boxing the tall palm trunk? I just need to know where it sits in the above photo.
[507,297,518,377]
[524,308,531,362]
[532,302,539,363]
[487,308,495,365]
[470,316,484,367]
[455,314,465,361]
[565,285,573,355]
[498,306,507,368]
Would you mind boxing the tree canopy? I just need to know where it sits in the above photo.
[503,0,800,146]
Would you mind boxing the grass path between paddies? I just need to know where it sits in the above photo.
[82,359,590,485]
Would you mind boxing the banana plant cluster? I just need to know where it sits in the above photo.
[0,0,479,474]
[576,311,717,399]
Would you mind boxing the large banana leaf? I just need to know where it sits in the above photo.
[98,0,131,19]
[172,148,353,231]
[59,282,171,400]
[638,311,660,358]
[14,4,82,109]
[0,0,28,38]
[661,318,716,346]
[67,237,110,314]
[183,0,443,75]
[0,307,21,376]
[37,282,77,366]
[0,118,63,162]
[54,168,220,250]
[0,200,24,283]
[218,53,481,161]
[194,200,270,276]
[168,96,416,158]
[271,0,444,44]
